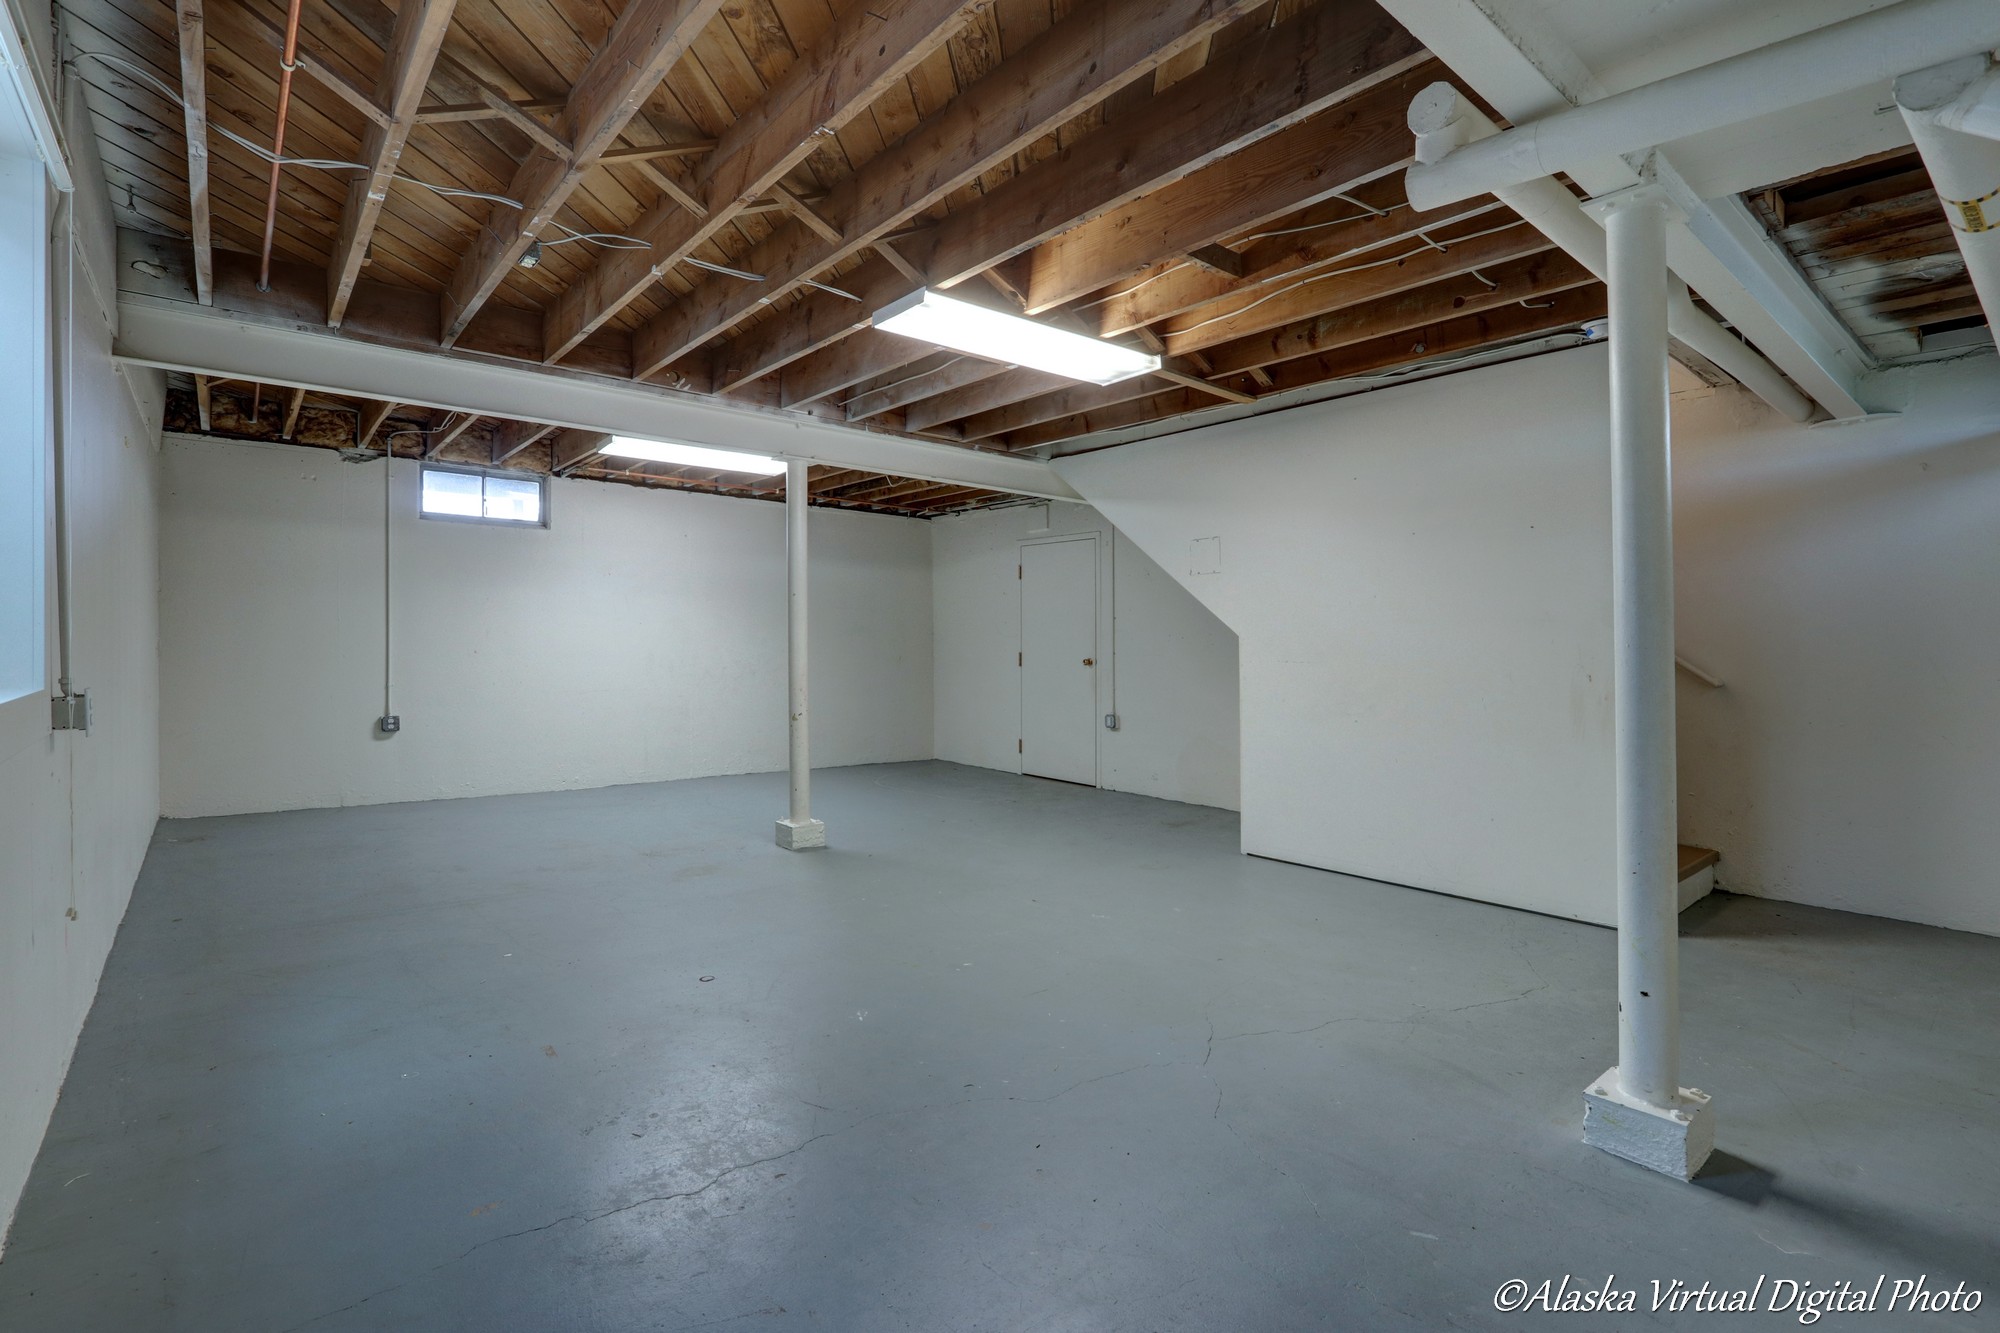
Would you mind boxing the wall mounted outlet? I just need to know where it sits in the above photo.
[1104,713,1119,730]
[378,714,401,734]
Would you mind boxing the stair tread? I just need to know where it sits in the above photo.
[1678,844,1720,878]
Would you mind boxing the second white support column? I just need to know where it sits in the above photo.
[776,459,826,851]
[1581,179,1714,1179]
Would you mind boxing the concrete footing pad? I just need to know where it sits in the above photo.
[774,817,827,850]
[1582,1066,1715,1180]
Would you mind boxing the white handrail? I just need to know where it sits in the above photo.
[1675,655,1723,689]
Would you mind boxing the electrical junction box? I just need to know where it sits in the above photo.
[378,715,401,734]
[51,692,90,733]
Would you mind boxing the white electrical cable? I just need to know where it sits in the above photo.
[1165,218,1531,338]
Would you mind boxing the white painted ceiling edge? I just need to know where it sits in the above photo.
[110,294,1084,503]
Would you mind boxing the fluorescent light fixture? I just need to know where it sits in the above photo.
[601,437,787,475]
[873,288,1161,386]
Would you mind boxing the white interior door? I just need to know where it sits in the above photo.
[1020,536,1098,785]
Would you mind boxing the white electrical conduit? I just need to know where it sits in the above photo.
[1403,0,2000,212]
[1896,55,2000,337]
[1409,84,1817,423]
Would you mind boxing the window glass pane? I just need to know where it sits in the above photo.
[421,469,483,517]
[483,475,542,523]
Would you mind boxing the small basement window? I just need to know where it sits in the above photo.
[420,465,547,527]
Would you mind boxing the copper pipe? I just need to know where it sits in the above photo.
[257,0,306,291]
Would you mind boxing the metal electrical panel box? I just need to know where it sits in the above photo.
[51,692,90,733]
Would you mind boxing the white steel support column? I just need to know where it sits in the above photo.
[775,460,826,851]
[1581,179,1715,1180]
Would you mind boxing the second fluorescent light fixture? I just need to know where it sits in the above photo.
[602,437,787,475]
[873,288,1160,386]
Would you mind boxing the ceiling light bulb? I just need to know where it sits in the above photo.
[601,436,787,475]
[873,288,1160,386]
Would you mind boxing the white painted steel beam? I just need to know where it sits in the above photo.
[1377,0,1886,418]
[112,295,1085,503]
[1403,0,2000,212]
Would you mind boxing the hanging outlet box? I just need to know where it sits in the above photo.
[1104,713,1119,730]
[378,714,401,734]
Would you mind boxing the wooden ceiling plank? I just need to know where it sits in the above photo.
[238,4,393,130]
[1001,285,1611,449]
[327,0,460,329]
[171,0,212,305]
[194,373,213,431]
[777,330,941,408]
[541,0,984,363]
[1000,60,1447,316]
[438,0,734,346]
[634,0,1272,379]
[475,84,572,158]
[1192,251,1596,373]
[844,353,1011,421]
[1154,216,1551,351]
[910,7,1429,293]
[1086,187,1503,336]
[904,366,1069,432]
[415,96,566,124]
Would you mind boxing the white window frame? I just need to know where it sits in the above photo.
[417,461,551,529]
[0,147,50,747]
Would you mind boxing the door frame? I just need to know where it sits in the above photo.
[1017,531,1112,786]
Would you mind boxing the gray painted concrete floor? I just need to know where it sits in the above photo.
[2,761,1996,1332]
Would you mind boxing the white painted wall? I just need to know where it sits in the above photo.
[1,107,166,1244]
[1674,355,2000,936]
[1058,349,1620,924]
[931,502,1239,810]
[159,443,933,816]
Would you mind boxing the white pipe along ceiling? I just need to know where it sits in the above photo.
[1896,53,2000,336]
[1407,83,1816,423]
[1402,0,2000,213]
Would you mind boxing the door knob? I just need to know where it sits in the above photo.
[1082,658,1095,666]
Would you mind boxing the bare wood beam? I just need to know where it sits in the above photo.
[541,0,983,363]
[905,367,1070,433]
[172,0,211,305]
[1155,216,1551,352]
[358,399,398,447]
[1085,182,1502,336]
[1194,250,1595,374]
[490,420,559,464]
[551,429,610,474]
[770,182,842,245]
[438,0,732,345]
[631,158,707,220]
[281,384,306,437]
[991,59,1446,315]
[328,0,460,329]
[778,331,940,410]
[1251,283,1608,397]
[908,10,1430,293]
[632,0,1271,380]
[598,141,716,163]
[240,6,392,129]
[476,84,570,158]
[1186,244,1244,278]
[422,411,482,458]
[194,373,212,430]
[951,357,1250,441]
[415,96,566,124]
[997,285,1609,450]
[845,355,1011,421]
